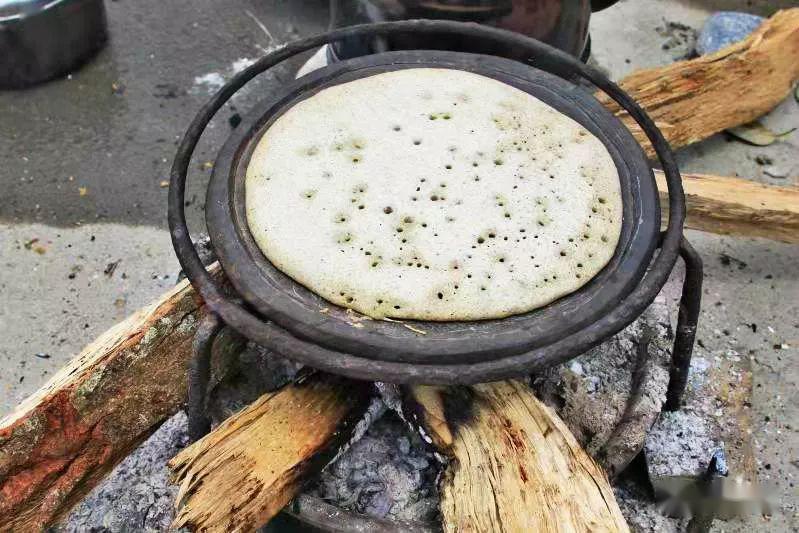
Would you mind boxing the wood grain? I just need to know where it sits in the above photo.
[406,382,629,532]
[656,170,799,243]
[168,373,373,532]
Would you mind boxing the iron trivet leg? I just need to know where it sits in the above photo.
[187,312,223,442]
[665,238,703,411]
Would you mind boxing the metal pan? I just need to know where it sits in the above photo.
[206,50,659,365]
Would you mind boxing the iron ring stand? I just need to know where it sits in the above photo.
[168,19,703,526]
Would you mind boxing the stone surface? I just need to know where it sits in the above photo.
[534,295,672,477]
[615,479,686,533]
[0,223,179,414]
[656,20,699,60]
[646,409,718,480]
[696,12,765,55]
[643,317,759,528]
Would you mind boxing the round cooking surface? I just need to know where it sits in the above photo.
[245,67,624,322]
[205,50,659,364]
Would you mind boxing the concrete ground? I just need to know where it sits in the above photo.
[0,0,796,530]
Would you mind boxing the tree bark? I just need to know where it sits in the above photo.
[404,382,630,532]
[0,267,232,532]
[598,9,799,158]
[168,373,374,532]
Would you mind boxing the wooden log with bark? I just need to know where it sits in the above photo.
[403,382,630,532]
[168,373,374,532]
[0,270,219,533]
[598,8,799,157]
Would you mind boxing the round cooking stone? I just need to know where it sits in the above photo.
[245,68,622,321]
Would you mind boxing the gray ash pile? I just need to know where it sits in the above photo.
[309,411,441,523]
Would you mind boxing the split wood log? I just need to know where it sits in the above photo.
[404,382,630,532]
[0,268,225,532]
[168,372,373,532]
[656,170,799,244]
[597,8,799,158]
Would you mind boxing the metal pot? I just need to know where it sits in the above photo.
[0,0,107,89]
[329,0,619,61]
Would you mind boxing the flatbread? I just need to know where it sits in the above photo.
[245,68,622,321]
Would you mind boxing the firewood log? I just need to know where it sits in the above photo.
[403,382,630,532]
[168,372,374,532]
[656,170,799,244]
[597,8,799,158]
[0,268,226,532]
[167,379,628,532]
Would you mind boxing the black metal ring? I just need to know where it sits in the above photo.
[169,20,686,384]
